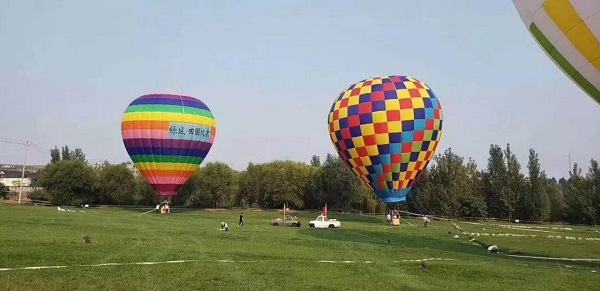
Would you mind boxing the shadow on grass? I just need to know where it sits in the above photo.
[299,227,487,256]
[298,228,600,268]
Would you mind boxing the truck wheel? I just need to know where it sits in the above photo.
[309,223,315,228]
[328,224,335,228]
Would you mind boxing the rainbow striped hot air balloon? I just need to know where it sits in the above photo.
[121,93,216,196]
[513,0,600,105]
[328,76,443,203]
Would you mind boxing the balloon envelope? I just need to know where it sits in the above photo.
[513,0,600,105]
[121,93,216,196]
[327,76,443,203]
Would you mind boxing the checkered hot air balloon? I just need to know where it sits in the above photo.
[121,93,216,197]
[327,76,443,203]
[513,0,600,105]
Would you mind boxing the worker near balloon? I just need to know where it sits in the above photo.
[121,93,216,198]
[327,75,443,203]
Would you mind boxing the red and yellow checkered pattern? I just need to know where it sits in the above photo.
[327,76,443,201]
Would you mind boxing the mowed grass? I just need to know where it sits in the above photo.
[454,220,600,260]
[0,204,598,291]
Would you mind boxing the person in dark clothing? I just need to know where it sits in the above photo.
[238,212,244,226]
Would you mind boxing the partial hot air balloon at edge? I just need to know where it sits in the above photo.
[121,93,216,197]
[327,75,443,203]
[512,0,600,105]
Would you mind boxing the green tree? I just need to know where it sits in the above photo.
[133,175,158,206]
[459,195,488,218]
[61,145,72,161]
[355,186,384,214]
[466,158,485,199]
[547,178,566,222]
[179,171,211,207]
[50,145,86,163]
[313,153,363,212]
[186,162,238,208]
[586,159,600,225]
[407,149,481,218]
[303,163,321,210]
[482,144,507,218]
[563,162,597,225]
[310,155,321,167]
[427,148,475,217]
[50,147,61,164]
[252,160,313,209]
[72,148,86,163]
[97,164,135,205]
[407,169,432,214]
[481,143,525,220]
[504,143,525,221]
[237,162,264,207]
[38,160,98,204]
[519,148,549,221]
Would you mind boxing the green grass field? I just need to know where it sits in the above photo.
[0,204,598,291]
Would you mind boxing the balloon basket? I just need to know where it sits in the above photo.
[391,218,400,226]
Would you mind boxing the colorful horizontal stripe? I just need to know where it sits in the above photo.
[125,104,214,118]
[122,129,170,140]
[131,94,212,110]
[138,169,195,177]
[121,120,171,130]
[134,162,198,171]
[121,93,216,196]
[122,138,212,149]
[122,112,216,127]
[125,146,210,157]
[146,176,195,185]
[129,155,204,164]
[513,0,600,104]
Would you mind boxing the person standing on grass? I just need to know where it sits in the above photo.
[238,212,244,226]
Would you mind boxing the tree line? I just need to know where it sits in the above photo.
[23,144,600,225]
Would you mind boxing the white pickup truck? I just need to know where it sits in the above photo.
[309,214,341,228]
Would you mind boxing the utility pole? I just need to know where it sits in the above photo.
[19,141,30,204]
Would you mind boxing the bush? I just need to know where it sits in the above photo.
[459,195,488,218]
[7,191,19,200]
[0,183,8,199]
[28,189,51,201]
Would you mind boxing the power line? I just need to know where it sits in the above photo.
[0,137,51,155]
[0,138,122,166]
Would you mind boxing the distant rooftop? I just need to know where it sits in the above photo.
[0,169,42,179]
[0,164,45,171]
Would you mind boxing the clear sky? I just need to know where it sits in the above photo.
[1,0,599,179]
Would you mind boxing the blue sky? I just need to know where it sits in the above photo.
[1,0,599,179]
